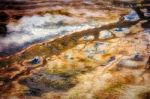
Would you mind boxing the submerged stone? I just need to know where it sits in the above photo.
[111,27,130,37]
[114,27,123,32]
[30,57,40,64]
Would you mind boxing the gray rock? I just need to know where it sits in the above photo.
[124,10,139,21]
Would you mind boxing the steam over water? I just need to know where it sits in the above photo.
[0,14,94,56]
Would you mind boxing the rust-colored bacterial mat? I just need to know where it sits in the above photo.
[0,0,150,99]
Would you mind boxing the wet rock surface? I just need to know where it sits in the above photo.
[0,24,7,36]
[0,0,126,57]
[0,0,150,99]
[0,12,8,36]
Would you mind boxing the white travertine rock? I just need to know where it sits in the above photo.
[99,30,112,39]
[80,35,95,41]
[118,59,145,68]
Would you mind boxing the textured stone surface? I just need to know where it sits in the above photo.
[0,0,150,99]
[0,0,127,57]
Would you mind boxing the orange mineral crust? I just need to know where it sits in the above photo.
[0,0,150,99]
